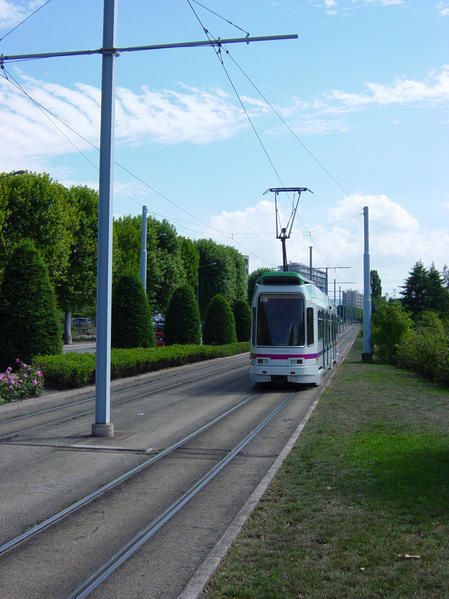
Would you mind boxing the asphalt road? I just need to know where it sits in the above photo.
[0,327,358,598]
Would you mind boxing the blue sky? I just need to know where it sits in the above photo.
[1,0,448,295]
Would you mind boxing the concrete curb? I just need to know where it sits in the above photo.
[178,329,357,599]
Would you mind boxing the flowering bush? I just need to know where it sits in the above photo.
[0,359,44,403]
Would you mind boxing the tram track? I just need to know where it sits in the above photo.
[0,385,299,599]
[0,356,248,441]
[0,388,259,557]
[0,326,359,598]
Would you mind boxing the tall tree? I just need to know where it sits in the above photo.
[111,272,155,348]
[203,294,237,345]
[0,240,61,368]
[178,237,199,292]
[426,264,449,316]
[164,285,201,345]
[0,172,73,288]
[195,239,236,318]
[370,269,382,302]
[400,261,429,318]
[57,185,98,343]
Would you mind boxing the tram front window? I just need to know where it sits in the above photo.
[257,294,305,346]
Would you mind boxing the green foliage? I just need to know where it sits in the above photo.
[165,285,201,345]
[372,300,412,363]
[401,261,449,320]
[203,294,237,345]
[112,273,155,348]
[0,172,73,288]
[195,239,247,318]
[113,215,141,277]
[56,185,98,312]
[35,342,249,389]
[396,330,449,384]
[247,268,266,304]
[370,269,382,301]
[178,237,199,291]
[233,299,251,342]
[0,240,61,368]
[416,310,446,335]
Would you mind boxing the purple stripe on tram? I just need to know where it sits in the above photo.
[255,352,322,360]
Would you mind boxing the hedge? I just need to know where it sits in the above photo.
[34,342,250,389]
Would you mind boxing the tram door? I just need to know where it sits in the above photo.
[318,311,324,370]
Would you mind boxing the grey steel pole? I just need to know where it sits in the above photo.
[362,206,372,361]
[93,0,117,437]
[333,278,336,306]
[325,267,328,295]
[140,205,148,293]
[309,246,313,282]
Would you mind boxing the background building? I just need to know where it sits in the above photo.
[342,289,364,309]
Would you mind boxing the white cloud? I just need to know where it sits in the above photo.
[437,2,449,16]
[327,65,449,108]
[0,72,250,171]
[208,194,449,295]
[313,0,404,15]
[0,0,48,29]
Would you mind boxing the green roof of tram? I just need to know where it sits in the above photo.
[259,271,306,285]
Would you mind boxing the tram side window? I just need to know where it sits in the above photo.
[307,307,314,345]
[318,310,323,340]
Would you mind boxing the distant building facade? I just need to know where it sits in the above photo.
[283,262,328,294]
[342,289,363,309]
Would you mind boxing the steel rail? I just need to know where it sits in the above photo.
[0,360,247,440]
[70,392,296,598]
[0,389,259,557]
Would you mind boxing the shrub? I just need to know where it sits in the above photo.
[112,273,155,348]
[203,294,237,345]
[35,342,249,389]
[233,299,251,342]
[372,301,412,363]
[0,360,44,403]
[164,285,201,345]
[0,239,61,369]
[397,330,449,382]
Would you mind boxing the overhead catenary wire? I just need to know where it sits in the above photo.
[186,0,286,190]
[1,65,276,265]
[0,0,55,43]
[190,0,250,36]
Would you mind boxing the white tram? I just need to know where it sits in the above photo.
[250,271,337,386]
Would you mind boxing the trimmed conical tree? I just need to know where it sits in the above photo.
[0,239,61,369]
[165,285,201,345]
[111,273,155,348]
[203,294,237,345]
[233,299,251,342]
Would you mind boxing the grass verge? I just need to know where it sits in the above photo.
[204,336,449,599]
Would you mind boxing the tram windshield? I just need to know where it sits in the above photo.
[257,293,305,347]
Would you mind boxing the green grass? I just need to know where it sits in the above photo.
[204,337,449,599]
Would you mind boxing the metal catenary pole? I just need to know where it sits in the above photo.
[309,246,313,281]
[92,0,117,438]
[362,205,372,361]
[140,205,148,293]
[1,1,298,438]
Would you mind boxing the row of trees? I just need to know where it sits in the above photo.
[0,171,248,347]
[372,262,449,385]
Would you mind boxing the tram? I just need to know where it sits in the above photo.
[250,271,337,386]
